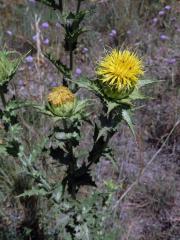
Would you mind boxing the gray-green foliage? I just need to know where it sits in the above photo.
[0,50,21,86]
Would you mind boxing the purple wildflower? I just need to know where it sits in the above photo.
[43,38,49,45]
[159,10,165,16]
[109,29,117,37]
[18,80,24,86]
[111,29,117,35]
[82,47,88,53]
[41,22,49,29]
[152,18,158,24]
[25,55,33,63]
[6,30,13,36]
[75,68,82,75]
[127,30,131,35]
[165,5,171,11]
[160,34,169,40]
[50,81,58,87]
[32,34,38,42]
[166,58,176,65]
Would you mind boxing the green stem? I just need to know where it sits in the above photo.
[58,0,63,12]
[69,50,73,71]
[76,0,82,13]
[0,88,6,108]
[87,130,115,168]
[62,76,68,87]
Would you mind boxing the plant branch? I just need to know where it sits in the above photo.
[76,0,82,13]
[0,88,6,108]
[69,50,73,71]
[58,0,63,12]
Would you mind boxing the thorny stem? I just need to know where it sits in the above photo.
[87,130,115,169]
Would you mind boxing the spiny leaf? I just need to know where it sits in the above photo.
[138,79,158,87]
[96,127,111,142]
[129,88,146,100]
[74,77,102,94]
[106,101,119,115]
[52,184,63,203]
[122,109,135,136]
[17,187,48,198]
[55,131,80,141]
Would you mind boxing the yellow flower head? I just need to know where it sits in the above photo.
[96,49,144,98]
[48,86,75,107]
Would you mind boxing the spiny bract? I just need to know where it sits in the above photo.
[96,49,144,98]
[48,86,75,107]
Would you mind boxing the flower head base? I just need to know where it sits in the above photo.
[47,86,77,117]
[96,50,144,99]
[48,86,75,107]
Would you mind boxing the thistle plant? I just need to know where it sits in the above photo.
[0,50,24,157]
[10,45,155,238]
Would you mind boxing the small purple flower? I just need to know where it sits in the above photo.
[6,30,13,36]
[18,80,24,86]
[41,22,49,29]
[75,68,82,76]
[109,29,117,37]
[50,81,58,87]
[111,29,117,35]
[43,38,49,45]
[160,34,169,40]
[127,30,131,35]
[159,10,165,16]
[152,18,158,24]
[25,55,33,63]
[32,34,38,42]
[166,58,176,65]
[164,5,171,11]
[82,47,88,53]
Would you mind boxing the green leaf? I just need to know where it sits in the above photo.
[96,127,111,142]
[122,109,135,136]
[129,88,146,100]
[138,79,158,87]
[74,77,102,95]
[52,184,63,203]
[106,101,119,115]
[17,187,48,198]
[55,131,80,141]
[0,144,8,156]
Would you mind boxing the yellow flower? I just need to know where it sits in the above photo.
[48,86,75,107]
[96,49,144,99]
